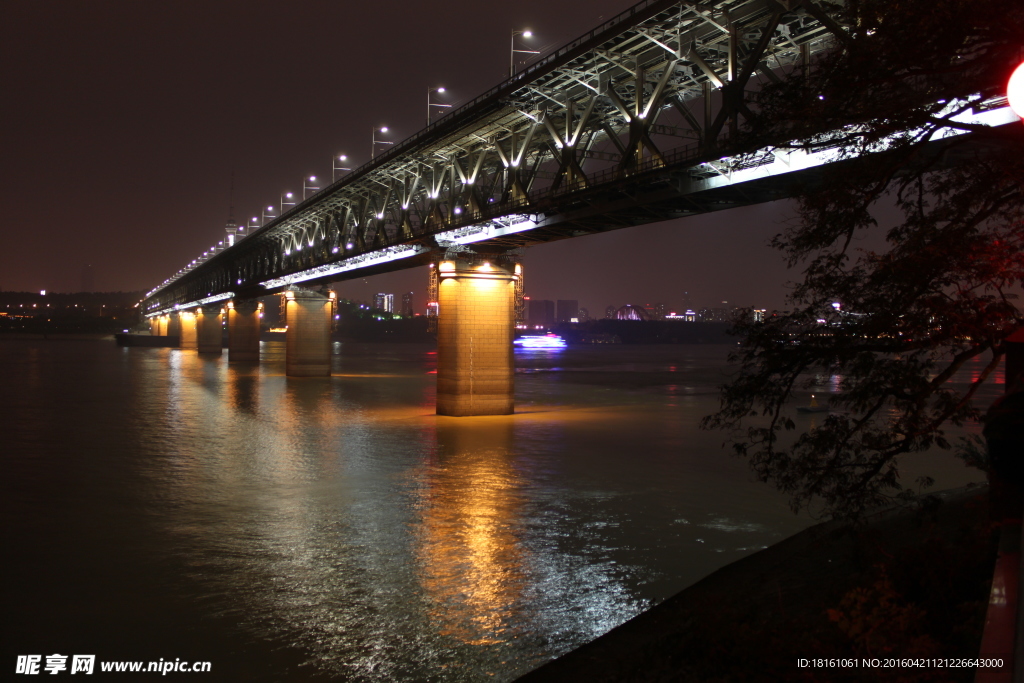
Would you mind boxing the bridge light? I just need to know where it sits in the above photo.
[372,126,392,157]
[1010,61,1024,119]
[511,29,539,77]
[346,242,354,249]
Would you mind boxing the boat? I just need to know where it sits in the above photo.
[796,394,830,413]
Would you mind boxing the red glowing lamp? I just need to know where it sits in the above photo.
[1009,61,1024,120]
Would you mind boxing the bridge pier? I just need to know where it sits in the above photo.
[166,314,180,339]
[227,300,262,362]
[197,304,223,355]
[285,288,333,377]
[178,310,198,350]
[436,256,517,416]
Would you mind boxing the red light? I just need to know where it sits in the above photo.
[1010,61,1024,120]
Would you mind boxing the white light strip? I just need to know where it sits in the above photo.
[434,216,537,245]
[259,245,430,289]
[691,103,1016,193]
[145,292,235,318]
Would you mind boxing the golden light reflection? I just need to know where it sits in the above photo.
[414,418,528,645]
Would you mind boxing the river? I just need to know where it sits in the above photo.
[1,338,987,680]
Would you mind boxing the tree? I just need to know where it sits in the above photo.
[702,0,1024,519]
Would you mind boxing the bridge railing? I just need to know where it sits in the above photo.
[305,0,676,202]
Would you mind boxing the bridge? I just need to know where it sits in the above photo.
[140,0,1017,416]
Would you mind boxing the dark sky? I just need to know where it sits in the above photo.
[2,0,800,313]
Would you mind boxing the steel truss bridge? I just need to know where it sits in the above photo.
[142,0,1013,316]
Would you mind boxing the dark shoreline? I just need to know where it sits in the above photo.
[516,485,994,682]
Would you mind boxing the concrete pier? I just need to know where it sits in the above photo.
[227,299,262,362]
[285,288,333,377]
[176,311,197,349]
[196,304,223,355]
[152,313,177,338]
[436,257,516,416]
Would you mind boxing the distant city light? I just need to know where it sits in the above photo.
[40,290,46,296]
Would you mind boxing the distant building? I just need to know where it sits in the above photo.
[556,299,578,323]
[605,305,617,319]
[528,299,555,325]
[700,302,732,322]
[374,293,394,313]
[578,307,590,322]
[643,303,667,320]
[401,292,414,316]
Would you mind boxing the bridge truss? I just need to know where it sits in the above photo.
[144,0,855,315]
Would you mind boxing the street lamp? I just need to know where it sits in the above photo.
[281,192,296,212]
[427,86,451,124]
[248,217,259,235]
[510,29,539,77]
[333,154,351,181]
[262,205,277,225]
[303,176,320,199]
[372,126,393,158]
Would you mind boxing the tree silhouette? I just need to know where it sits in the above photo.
[703,0,1024,518]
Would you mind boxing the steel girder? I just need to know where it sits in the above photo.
[143,0,851,316]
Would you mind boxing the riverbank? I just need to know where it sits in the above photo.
[516,485,997,682]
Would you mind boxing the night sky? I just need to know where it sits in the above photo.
[3,0,800,314]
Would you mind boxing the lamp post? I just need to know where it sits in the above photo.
[280,192,296,212]
[333,154,351,181]
[372,126,393,158]
[302,176,320,200]
[248,216,259,235]
[427,86,451,124]
[262,205,277,225]
[510,29,538,77]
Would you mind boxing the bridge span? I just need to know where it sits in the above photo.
[140,0,1018,416]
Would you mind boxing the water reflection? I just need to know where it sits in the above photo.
[414,419,526,646]
[226,365,260,414]
[13,340,981,682]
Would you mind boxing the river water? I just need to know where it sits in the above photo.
[1,339,989,681]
